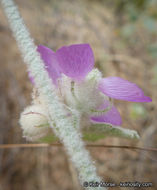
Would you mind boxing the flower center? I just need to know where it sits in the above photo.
[58,69,107,114]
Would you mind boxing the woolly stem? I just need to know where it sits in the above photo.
[0,0,106,189]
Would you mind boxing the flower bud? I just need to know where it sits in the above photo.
[19,104,51,141]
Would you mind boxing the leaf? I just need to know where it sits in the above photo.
[82,124,140,142]
[39,134,59,143]
[39,123,140,143]
[83,132,106,142]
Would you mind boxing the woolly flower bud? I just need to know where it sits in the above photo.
[19,104,51,141]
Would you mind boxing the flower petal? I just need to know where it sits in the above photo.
[56,44,94,81]
[98,77,152,102]
[37,45,61,85]
[90,101,122,126]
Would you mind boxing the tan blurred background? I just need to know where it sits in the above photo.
[0,0,157,189]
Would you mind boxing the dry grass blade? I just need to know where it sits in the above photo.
[0,143,157,152]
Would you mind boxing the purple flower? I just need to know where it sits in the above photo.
[30,43,152,126]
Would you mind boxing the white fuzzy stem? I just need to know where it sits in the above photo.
[0,0,106,189]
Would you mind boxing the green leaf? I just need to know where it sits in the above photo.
[83,132,106,142]
[39,123,140,143]
[39,134,59,143]
[82,124,140,142]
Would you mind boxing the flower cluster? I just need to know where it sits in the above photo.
[20,43,152,141]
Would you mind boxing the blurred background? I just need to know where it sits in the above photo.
[0,0,157,189]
